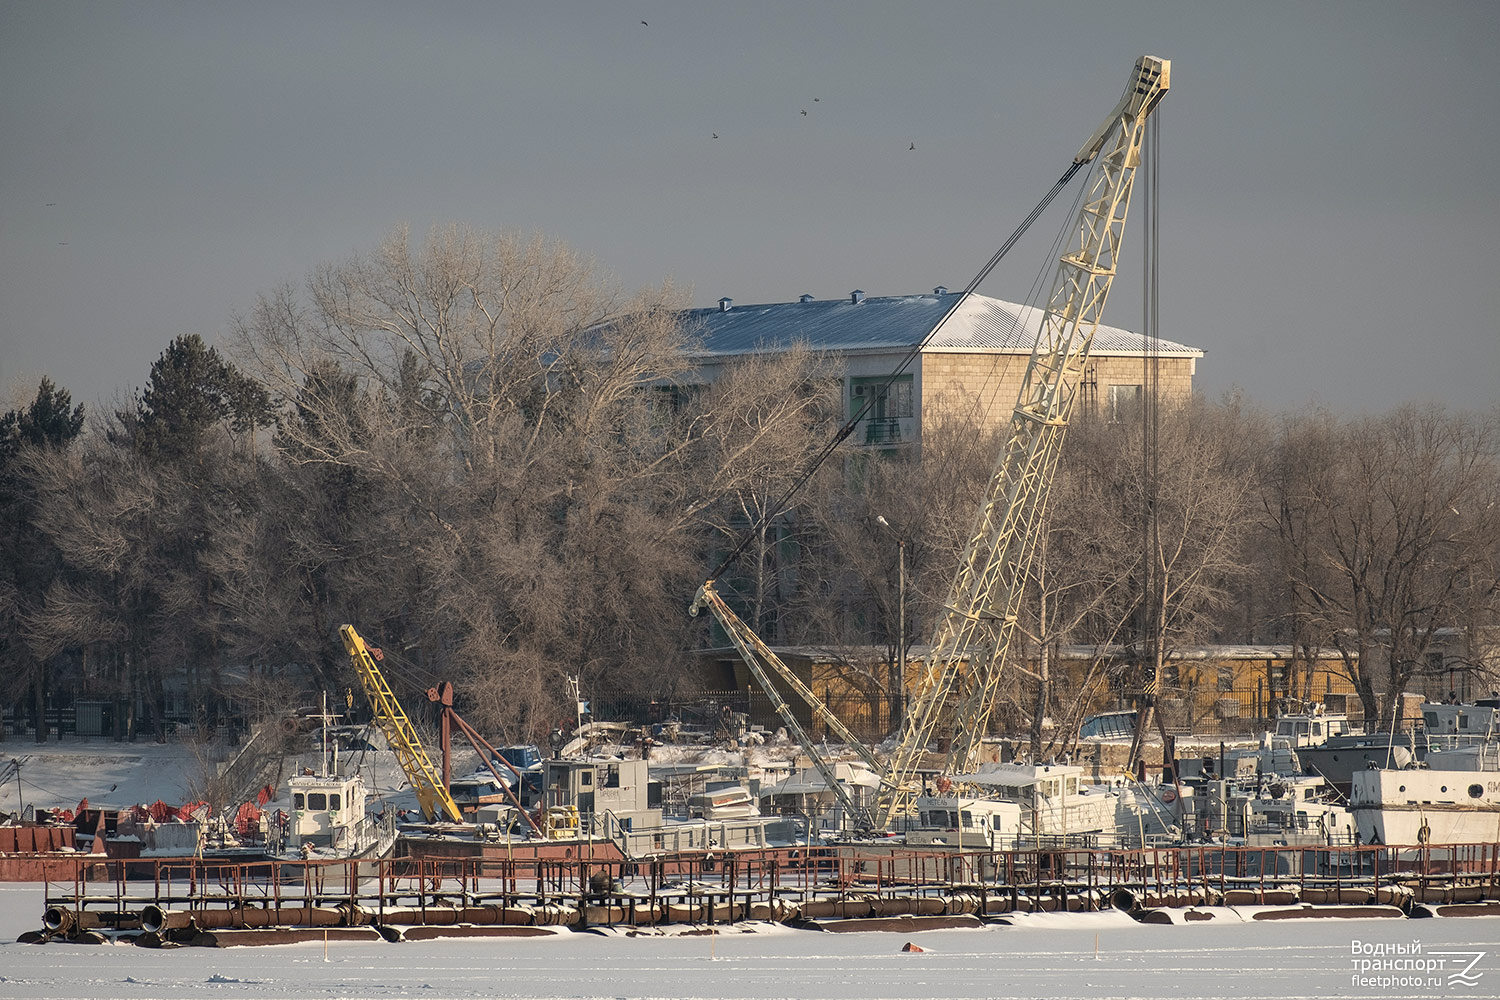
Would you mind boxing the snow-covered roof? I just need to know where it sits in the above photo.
[760,764,880,797]
[684,292,1203,359]
[955,762,1086,786]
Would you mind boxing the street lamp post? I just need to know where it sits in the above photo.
[876,516,906,734]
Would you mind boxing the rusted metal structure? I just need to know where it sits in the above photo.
[21,840,1500,945]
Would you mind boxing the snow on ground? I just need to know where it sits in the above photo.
[0,740,208,812]
[0,881,1495,1000]
[0,737,427,818]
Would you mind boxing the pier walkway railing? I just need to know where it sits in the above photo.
[31,840,1500,939]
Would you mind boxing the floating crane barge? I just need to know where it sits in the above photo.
[21,841,1500,946]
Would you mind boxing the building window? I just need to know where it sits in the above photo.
[1108,384,1142,422]
[851,375,913,444]
[1217,666,1233,692]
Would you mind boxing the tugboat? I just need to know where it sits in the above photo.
[281,770,394,859]
[907,761,1124,849]
[276,695,396,860]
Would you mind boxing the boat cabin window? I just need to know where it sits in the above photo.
[1064,776,1078,795]
[329,793,341,811]
[1423,711,1438,729]
[604,765,620,789]
[293,793,305,809]
[1312,722,1323,737]
[307,793,327,811]
[580,770,593,788]
[960,811,974,828]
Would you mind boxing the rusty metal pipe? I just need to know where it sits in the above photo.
[142,904,343,932]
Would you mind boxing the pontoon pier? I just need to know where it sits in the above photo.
[22,841,1500,945]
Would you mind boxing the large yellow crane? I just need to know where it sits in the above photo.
[339,624,464,824]
[693,56,1170,833]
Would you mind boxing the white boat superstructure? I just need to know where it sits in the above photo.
[1347,699,1500,846]
[907,763,1120,847]
[1351,764,1500,846]
[283,770,396,859]
[907,795,1022,848]
[1221,774,1354,845]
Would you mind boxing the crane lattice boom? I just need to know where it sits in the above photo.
[340,624,464,824]
[691,57,1168,835]
[875,56,1168,828]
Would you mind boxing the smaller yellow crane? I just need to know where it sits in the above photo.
[339,624,463,823]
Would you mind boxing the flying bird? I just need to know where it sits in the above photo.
[909,142,916,150]
[57,242,68,245]
[800,109,808,116]
[813,97,820,102]
[641,20,647,25]
[45,202,56,206]
[712,133,718,139]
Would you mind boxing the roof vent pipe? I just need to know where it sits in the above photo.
[799,294,815,303]
[850,289,865,304]
[718,297,732,312]
[933,285,948,295]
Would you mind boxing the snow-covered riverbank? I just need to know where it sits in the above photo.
[2,882,1495,1000]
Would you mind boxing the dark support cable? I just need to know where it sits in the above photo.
[707,160,1086,581]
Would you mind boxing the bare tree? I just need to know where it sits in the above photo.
[1055,397,1258,735]
[1263,404,1500,726]
[229,224,846,740]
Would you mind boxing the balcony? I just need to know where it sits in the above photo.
[862,417,904,445]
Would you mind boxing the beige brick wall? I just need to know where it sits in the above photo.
[919,352,1196,434]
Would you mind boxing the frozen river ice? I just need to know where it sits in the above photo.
[1,884,1495,999]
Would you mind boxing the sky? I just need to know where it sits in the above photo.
[2,1,1497,416]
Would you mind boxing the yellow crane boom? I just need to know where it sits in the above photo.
[339,624,463,824]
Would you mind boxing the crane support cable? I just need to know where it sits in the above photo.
[704,160,1085,583]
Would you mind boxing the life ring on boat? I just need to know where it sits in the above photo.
[1160,788,1177,804]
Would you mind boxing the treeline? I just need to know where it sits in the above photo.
[2,225,1498,744]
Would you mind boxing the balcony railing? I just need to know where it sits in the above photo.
[862,417,903,445]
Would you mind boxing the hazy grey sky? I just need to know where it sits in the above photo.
[3,1,1496,414]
